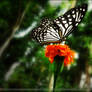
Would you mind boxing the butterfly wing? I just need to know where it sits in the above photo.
[54,4,88,38]
[32,18,61,44]
[31,4,88,45]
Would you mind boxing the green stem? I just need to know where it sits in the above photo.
[53,56,64,92]
[60,62,64,73]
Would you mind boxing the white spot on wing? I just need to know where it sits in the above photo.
[63,21,66,23]
[72,11,75,13]
[80,8,82,10]
[68,15,70,17]
[81,15,83,17]
[75,23,78,26]
[65,24,68,28]
[73,14,75,18]
[62,17,65,20]
[69,22,72,24]
[69,19,72,21]
[79,19,81,22]
[59,16,61,19]
[83,9,85,11]
[56,21,60,23]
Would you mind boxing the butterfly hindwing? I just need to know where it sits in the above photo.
[32,18,61,44]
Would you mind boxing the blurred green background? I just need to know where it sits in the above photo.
[0,0,92,91]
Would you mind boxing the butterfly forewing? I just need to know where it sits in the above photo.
[31,4,88,45]
[54,4,87,38]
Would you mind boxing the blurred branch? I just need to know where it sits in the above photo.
[4,62,20,81]
[0,1,30,58]
[85,60,90,91]
[70,0,77,8]
[48,73,54,92]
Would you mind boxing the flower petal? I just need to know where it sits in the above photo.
[45,44,75,66]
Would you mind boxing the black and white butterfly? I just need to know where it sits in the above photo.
[31,4,88,45]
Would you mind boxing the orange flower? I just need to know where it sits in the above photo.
[45,44,75,66]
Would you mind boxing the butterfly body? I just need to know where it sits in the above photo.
[31,4,88,45]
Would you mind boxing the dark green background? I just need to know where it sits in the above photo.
[0,0,92,91]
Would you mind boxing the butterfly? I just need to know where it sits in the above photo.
[31,4,88,45]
